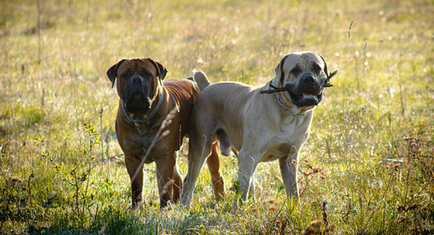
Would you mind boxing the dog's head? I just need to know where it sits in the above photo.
[107,58,167,114]
[274,51,334,112]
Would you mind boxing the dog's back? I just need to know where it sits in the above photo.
[161,71,211,145]
[163,79,200,147]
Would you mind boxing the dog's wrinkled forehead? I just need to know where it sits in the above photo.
[117,59,158,78]
[282,52,324,73]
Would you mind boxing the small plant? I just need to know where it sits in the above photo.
[38,122,101,227]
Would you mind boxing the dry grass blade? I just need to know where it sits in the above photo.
[131,108,177,183]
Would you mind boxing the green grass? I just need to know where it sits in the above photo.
[1,0,434,234]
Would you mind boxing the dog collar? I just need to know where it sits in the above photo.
[264,81,312,115]
[121,89,165,127]
[261,81,289,110]
[274,92,289,111]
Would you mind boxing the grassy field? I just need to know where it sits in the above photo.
[1,0,434,234]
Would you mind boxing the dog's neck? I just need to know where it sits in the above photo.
[121,86,165,130]
[266,79,314,116]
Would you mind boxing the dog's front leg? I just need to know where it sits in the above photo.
[180,136,213,208]
[156,156,178,208]
[125,155,144,210]
[233,150,259,212]
[279,152,299,201]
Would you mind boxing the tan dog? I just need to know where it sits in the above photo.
[180,51,338,210]
[107,58,222,209]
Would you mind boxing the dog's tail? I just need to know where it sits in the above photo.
[190,70,211,91]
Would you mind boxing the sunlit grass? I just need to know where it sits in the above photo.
[1,0,433,234]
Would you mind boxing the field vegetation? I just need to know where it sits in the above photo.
[1,0,433,234]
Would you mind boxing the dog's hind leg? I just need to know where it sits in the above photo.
[206,142,224,200]
[180,134,213,208]
[172,152,183,202]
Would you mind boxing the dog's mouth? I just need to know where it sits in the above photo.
[124,86,152,113]
[285,84,322,107]
[125,97,151,113]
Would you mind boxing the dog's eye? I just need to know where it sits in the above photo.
[313,65,322,73]
[143,72,152,79]
[290,68,301,75]
[121,72,129,78]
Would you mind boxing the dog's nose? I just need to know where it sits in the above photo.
[302,74,315,84]
[131,75,144,84]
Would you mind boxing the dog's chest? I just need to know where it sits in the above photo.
[261,143,294,162]
[120,124,176,162]
[260,132,307,162]
[280,113,311,132]
[125,136,173,162]
[259,115,312,162]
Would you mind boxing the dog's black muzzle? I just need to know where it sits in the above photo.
[286,73,323,107]
[260,69,338,107]
[123,75,152,112]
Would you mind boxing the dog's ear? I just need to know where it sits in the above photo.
[106,59,125,88]
[274,54,289,85]
[148,58,168,80]
[156,61,168,80]
[315,52,329,76]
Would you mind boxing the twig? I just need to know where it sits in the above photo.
[131,108,177,183]
[27,172,34,204]
[37,0,42,65]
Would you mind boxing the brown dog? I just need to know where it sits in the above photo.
[107,58,223,209]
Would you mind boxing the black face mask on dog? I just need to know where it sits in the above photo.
[260,69,338,94]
